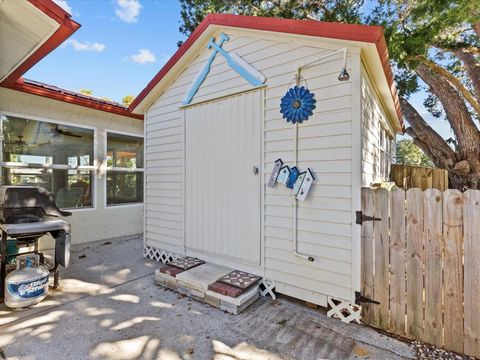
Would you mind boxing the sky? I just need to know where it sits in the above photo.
[25,0,453,139]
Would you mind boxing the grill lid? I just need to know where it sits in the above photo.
[0,186,72,224]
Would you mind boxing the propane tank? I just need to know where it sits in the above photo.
[5,256,49,310]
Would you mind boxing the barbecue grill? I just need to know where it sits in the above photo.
[0,186,72,301]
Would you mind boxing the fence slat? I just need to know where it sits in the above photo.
[361,188,375,322]
[406,188,424,339]
[389,188,406,335]
[373,188,390,330]
[463,190,480,358]
[424,189,443,347]
[390,165,448,191]
[443,190,464,354]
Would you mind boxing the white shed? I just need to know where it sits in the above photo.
[131,14,403,306]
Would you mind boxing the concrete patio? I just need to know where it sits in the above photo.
[0,236,415,360]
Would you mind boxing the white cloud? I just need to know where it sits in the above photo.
[53,0,72,14]
[130,49,156,64]
[115,0,142,23]
[64,39,105,52]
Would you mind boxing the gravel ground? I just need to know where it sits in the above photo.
[413,341,476,360]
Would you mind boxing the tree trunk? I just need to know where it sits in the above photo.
[400,98,456,168]
[415,63,480,188]
[454,49,480,104]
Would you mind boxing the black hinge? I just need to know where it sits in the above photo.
[355,211,381,225]
[355,291,380,305]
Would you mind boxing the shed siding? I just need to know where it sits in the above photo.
[361,64,394,186]
[146,30,360,303]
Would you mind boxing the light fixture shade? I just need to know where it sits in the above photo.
[338,68,350,81]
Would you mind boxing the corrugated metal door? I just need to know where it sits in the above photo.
[185,90,262,265]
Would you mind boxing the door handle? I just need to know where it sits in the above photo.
[253,166,259,175]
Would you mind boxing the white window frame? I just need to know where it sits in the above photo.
[0,111,97,211]
[104,129,144,208]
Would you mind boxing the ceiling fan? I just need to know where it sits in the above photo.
[50,124,82,138]
[4,135,27,147]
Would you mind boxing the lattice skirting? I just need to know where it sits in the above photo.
[145,245,277,299]
[144,245,181,264]
[326,297,361,324]
[259,279,276,299]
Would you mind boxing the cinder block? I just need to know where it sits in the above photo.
[204,293,220,308]
[190,288,205,301]
[155,269,177,287]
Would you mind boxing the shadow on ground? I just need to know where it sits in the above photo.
[0,236,414,360]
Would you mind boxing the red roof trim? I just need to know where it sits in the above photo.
[1,0,80,87]
[130,14,402,125]
[7,80,143,120]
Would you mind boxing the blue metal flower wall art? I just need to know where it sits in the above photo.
[280,86,316,124]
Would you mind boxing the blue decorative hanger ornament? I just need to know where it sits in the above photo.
[280,86,316,124]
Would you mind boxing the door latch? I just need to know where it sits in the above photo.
[253,166,259,175]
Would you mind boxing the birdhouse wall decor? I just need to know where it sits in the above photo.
[286,166,300,189]
[296,168,315,201]
[268,159,284,187]
[277,166,291,185]
[293,171,306,194]
[280,86,316,124]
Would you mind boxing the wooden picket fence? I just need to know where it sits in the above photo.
[390,164,449,191]
[361,188,480,358]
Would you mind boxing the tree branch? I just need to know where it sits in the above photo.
[409,56,480,115]
[454,49,480,104]
[473,23,480,38]
[415,63,480,158]
[400,97,457,169]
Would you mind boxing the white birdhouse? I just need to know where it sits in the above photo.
[296,168,315,201]
[276,165,290,185]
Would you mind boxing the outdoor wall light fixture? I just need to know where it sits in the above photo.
[297,47,350,82]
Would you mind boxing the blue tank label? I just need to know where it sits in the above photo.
[7,276,49,299]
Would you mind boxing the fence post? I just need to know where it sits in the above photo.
[463,190,480,358]
[373,188,390,330]
[361,187,375,322]
[424,189,443,347]
[443,190,464,354]
[389,188,406,335]
[406,188,424,339]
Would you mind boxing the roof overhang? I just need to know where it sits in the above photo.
[0,0,80,86]
[129,14,403,132]
[6,78,143,120]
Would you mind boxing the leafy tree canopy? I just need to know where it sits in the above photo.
[395,139,433,167]
[122,95,135,106]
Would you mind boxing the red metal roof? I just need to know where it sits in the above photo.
[7,78,143,120]
[1,0,80,87]
[129,13,402,125]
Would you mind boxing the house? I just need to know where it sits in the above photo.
[130,14,402,307]
[0,0,144,245]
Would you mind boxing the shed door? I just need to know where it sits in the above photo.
[185,91,262,265]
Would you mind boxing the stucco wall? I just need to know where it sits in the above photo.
[0,87,144,246]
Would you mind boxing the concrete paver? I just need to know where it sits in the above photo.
[0,236,415,360]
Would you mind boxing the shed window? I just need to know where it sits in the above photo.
[106,132,143,206]
[0,114,94,208]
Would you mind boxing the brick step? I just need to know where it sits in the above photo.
[155,261,259,315]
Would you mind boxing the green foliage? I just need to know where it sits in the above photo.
[178,0,364,43]
[122,95,135,106]
[367,0,478,96]
[79,89,93,95]
[395,139,433,167]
